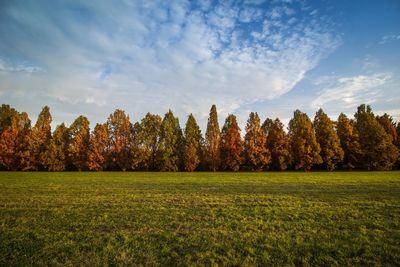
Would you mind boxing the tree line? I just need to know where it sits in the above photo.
[0,103,399,172]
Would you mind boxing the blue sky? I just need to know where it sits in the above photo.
[0,0,399,129]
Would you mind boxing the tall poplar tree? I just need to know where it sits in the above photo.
[183,114,203,172]
[220,114,243,171]
[244,112,270,170]
[288,110,322,171]
[354,104,398,170]
[263,118,291,171]
[204,105,221,171]
[107,109,133,171]
[314,109,344,171]
[131,113,162,171]
[157,110,183,171]
[67,115,90,171]
[336,113,362,169]
[88,123,109,171]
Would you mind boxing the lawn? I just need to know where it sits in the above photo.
[0,172,399,266]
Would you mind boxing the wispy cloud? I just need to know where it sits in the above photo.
[0,0,340,127]
[311,73,391,109]
[0,58,44,74]
[379,34,400,45]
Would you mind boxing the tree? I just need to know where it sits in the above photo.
[19,106,52,170]
[107,109,133,171]
[131,113,162,171]
[0,124,19,170]
[88,123,108,171]
[183,114,203,171]
[204,105,221,171]
[220,114,243,171]
[67,115,90,171]
[288,110,322,171]
[44,123,69,171]
[0,111,30,170]
[244,112,270,170]
[157,110,183,171]
[336,113,362,169]
[354,104,398,170]
[396,122,400,169]
[0,104,19,134]
[376,113,398,144]
[262,118,291,171]
[313,109,344,171]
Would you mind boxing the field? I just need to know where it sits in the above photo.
[0,172,399,266]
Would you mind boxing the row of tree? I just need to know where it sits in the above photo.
[0,104,399,171]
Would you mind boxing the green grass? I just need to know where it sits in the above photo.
[1,172,400,266]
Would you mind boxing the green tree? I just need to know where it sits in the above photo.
[336,113,362,169]
[157,110,183,171]
[220,114,243,171]
[354,104,399,170]
[288,110,322,171]
[44,123,69,171]
[244,112,270,170]
[314,109,344,171]
[183,114,203,172]
[204,105,221,171]
[107,109,133,171]
[88,123,109,171]
[67,115,90,171]
[131,113,162,171]
[262,118,291,171]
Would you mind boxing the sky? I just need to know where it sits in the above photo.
[0,0,399,130]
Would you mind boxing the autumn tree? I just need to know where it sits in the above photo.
[288,110,322,171]
[88,123,108,171]
[107,109,133,171]
[156,110,183,171]
[354,104,398,170]
[183,114,203,171]
[204,105,221,171]
[19,106,52,170]
[0,111,30,170]
[262,118,291,171]
[67,115,90,171]
[131,113,162,171]
[0,104,19,134]
[313,109,344,171]
[44,123,69,171]
[244,112,270,170]
[376,113,398,144]
[220,114,243,171]
[336,113,362,169]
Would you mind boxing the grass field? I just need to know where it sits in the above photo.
[0,172,399,266]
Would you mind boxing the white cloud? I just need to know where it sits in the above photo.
[311,73,391,109]
[0,0,340,128]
